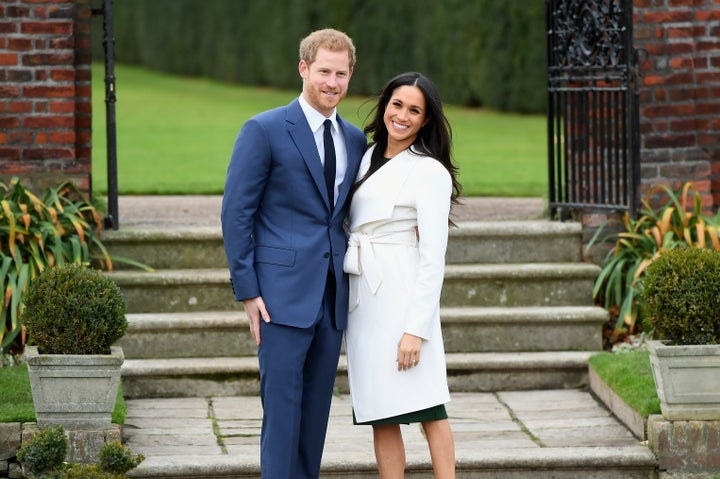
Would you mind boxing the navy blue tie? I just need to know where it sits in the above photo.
[323,119,336,205]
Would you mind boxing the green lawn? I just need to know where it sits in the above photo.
[589,350,660,418]
[0,364,34,423]
[91,63,547,197]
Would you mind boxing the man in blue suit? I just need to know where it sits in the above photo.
[221,29,366,478]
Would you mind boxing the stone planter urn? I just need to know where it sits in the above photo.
[647,340,720,421]
[642,248,720,421]
[21,264,129,432]
[25,345,124,430]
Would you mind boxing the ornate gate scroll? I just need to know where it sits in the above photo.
[546,0,640,219]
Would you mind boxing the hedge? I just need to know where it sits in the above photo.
[92,0,546,113]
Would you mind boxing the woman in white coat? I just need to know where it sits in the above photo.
[343,72,461,479]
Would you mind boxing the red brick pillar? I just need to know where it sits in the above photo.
[0,0,92,193]
[633,0,720,210]
[648,415,720,475]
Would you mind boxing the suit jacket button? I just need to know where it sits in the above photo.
[324,252,330,258]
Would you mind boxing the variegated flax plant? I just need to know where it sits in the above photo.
[1,177,115,356]
[589,181,720,341]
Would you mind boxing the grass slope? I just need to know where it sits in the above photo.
[92,63,547,196]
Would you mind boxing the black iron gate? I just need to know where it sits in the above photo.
[546,0,640,219]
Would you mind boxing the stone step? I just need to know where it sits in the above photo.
[105,226,227,270]
[120,351,595,399]
[441,306,607,352]
[106,268,238,314]
[107,263,600,314]
[119,306,607,359]
[441,262,600,307]
[103,220,583,270]
[445,220,583,264]
[128,448,657,479]
[118,311,253,359]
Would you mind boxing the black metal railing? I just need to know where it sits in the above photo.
[92,0,119,230]
[546,0,640,219]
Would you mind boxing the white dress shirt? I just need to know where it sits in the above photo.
[298,94,348,205]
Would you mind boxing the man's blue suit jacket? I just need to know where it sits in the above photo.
[221,99,367,330]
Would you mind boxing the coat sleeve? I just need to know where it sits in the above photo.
[220,117,272,301]
[403,159,452,340]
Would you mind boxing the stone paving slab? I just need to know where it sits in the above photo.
[123,389,653,476]
[124,418,211,429]
[538,426,637,447]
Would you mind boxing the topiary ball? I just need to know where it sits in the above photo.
[22,263,128,354]
[642,247,720,346]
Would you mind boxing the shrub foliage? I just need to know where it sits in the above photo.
[0,178,113,354]
[17,425,144,479]
[22,263,127,354]
[99,441,145,475]
[590,182,720,338]
[642,247,720,345]
[16,425,67,476]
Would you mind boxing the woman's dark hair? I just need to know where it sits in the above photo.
[355,72,461,222]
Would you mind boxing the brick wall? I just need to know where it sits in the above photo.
[648,415,720,477]
[0,0,92,193]
[633,0,720,210]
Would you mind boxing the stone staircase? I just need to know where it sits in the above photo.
[102,219,662,478]
[105,220,608,399]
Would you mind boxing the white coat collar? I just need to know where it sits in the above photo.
[349,145,422,228]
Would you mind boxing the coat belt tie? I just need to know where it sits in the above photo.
[343,229,417,312]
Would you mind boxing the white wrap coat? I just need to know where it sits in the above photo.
[343,145,452,423]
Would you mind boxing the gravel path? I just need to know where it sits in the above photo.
[115,196,547,228]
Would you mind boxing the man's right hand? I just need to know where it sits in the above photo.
[243,296,270,346]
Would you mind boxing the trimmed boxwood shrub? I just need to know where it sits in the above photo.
[21,263,127,354]
[16,425,66,476]
[642,247,720,345]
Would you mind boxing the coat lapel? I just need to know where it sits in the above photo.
[350,146,421,227]
[286,100,332,208]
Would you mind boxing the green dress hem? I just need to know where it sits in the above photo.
[353,404,448,426]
